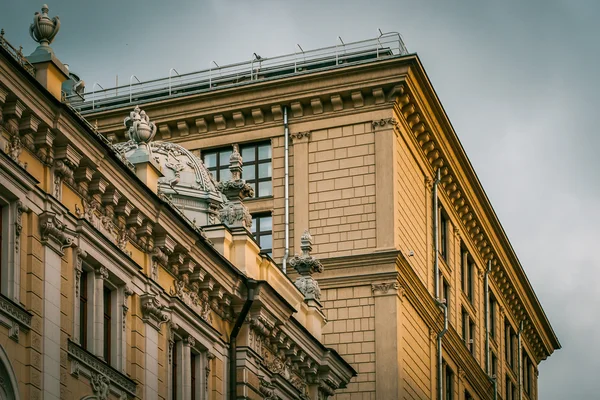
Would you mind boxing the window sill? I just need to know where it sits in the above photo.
[68,339,136,398]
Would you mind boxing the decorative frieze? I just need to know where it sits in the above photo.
[0,294,32,343]
[68,340,136,398]
[371,281,400,296]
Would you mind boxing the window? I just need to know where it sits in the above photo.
[241,142,272,197]
[505,376,518,400]
[191,352,197,400]
[464,390,474,400]
[103,286,112,364]
[444,362,453,400]
[0,205,3,288]
[203,142,273,198]
[489,293,497,339]
[440,209,449,261]
[523,351,533,395]
[251,213,272,257]
[203,147,232,182]
[172,342,178,400]
[79,271,88,349]
[491,351,497,378]
[461,248,474,303]
[462,308,475,356]
[440,274,450,311]
[505,320,517,369]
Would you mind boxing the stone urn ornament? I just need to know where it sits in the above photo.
[124,105,157,148]
[29,4,60,49]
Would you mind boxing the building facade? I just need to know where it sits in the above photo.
[79,28,561,400]
[0,6,355,400]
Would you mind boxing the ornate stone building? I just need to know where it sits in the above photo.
[0,5,355,400]
[80,25,563,398]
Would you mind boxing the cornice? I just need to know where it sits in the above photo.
[392,61,559,360]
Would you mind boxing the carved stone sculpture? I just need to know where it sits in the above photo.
[217,144,254,229]
[29,5,60,48]
[124,105,157,147]
[290,230,323,301]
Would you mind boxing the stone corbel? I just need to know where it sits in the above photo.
[251,108,264,124]
[54,144,83,198]
[330,94,343,111]
[3,100,26,164]
[140,293,170,331]
[39,211,76,253]
[18,113,40,152]
[150,246,168,281]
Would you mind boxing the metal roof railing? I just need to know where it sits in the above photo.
[68,32,409,113]
[0,29,36,77]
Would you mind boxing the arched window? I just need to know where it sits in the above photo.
[0,344,20,400]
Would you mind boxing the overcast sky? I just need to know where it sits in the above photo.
[3,0,598,398]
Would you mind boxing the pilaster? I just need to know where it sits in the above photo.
[373,120,399,250]
[372,280,404,398]
[291,131,310,255]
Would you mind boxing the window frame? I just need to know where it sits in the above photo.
[240,141,273,198]
[462,307,476,356]
[201,141,274,198]
[461,248,475,303]
[103,285,112,364]
[489,292,497,339]
[443,361,454,400]
[440,208,449,261]
[251,213,273,257]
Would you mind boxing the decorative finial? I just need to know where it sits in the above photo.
[216,144,254,229]
[124,105,157,147]
[289,229,324,302]
[229,144,243,181]
[29,4,60,48]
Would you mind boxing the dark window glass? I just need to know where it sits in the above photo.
[441,274,450,311]
[241,142,272,198]
[79,271,88,349]
[203,142,273,197]
[461,248,474,302]
[445,364,453,400]
[440,210,448,261]
[464,390,474,400]
[469,319,476,356]
[490,293,497,338]
[103,286,111,363]
[506,376,512,400]
[191,352,196,400]
[252,213,272,257]
[202,148,232,182]
[491,352,497,377]
[172,343,178,400]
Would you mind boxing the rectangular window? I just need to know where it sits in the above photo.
[79,271,88,349]
[444,363,453,400]
[489,293,497,339]
[491,351,498,378]
[461,248,474,303]
[523,351,532,395]
[241,142,272,197]
[191,352,197,400]
[203,147,232,182]
[462,308,475,356]
[251,213,272,257]
[441,274,450,311]
[440,209,448,261]
[103,286,112,364]
[505,320,517,369]
[464,390,474,400]
[505,376,513,400]
[172,342,178,400]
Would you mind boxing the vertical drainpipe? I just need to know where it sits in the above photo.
[229,279,257,400]
[432,168,447,400]
[282,106,290,273]
[518,320,524,400]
